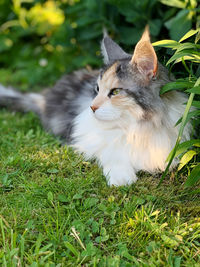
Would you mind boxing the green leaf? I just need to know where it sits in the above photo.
[165,10,193,40]
[47,168,59,174]
[192,100,200,108]
[118,26,141,45]
[167,50,200,65]
[95,235,109,243]
[77,26,102,41]
[161,234,179,247]
[84,198,99,208]
[95,227,109,242]
[64,241,79,257]
[149,19,162,37]
[173,139,200,158]
[175,42,200,52]
[159,0,186,8]
[92,221,99,233]
[153,39,179,48]
[76,17,100,27]
[184,164,200,187]
[175,110,200,126]
[47,191,53,202]
[186,86,200,94]
[81,242,98,257]
[178,150,197,170]
[179,28,200,42]
[174,55,200,64]
[174,256,182,267]
[195,30,200,44]
[131,196,146,205]
[160,81,194,94]
[98,203,107,212]
[58,194,68,203]
[73,193,83,200]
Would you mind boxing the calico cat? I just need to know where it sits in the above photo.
[0,27,191,186]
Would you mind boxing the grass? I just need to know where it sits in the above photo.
[0,99,200,266]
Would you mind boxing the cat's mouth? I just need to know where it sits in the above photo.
[92,107,121,121]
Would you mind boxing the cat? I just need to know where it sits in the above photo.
[0,27,192,186]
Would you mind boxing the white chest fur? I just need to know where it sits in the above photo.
[72,100,189,186]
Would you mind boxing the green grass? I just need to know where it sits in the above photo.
[0,109,200,266]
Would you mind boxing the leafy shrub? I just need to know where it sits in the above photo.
[0,0,199,88]
[154,28,200,189]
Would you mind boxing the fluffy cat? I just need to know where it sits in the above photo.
[0,27,191,186]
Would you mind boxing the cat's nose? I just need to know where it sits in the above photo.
[90,105,98,112]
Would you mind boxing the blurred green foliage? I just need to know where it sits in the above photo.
[0,0,199,89]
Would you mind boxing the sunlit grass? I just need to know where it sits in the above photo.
[0,110,199,265]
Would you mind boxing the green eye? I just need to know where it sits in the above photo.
[113,89,120,95]
[108,88,122,97]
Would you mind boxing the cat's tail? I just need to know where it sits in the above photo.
[0,84,45,116]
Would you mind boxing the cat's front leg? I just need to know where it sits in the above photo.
[102,163,138,186]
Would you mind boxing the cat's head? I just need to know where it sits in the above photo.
[90,26,170,123]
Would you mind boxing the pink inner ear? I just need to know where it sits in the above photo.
[137,50,158,78]
[137,59,155,78]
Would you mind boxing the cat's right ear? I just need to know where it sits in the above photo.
[131,26,158,81]
[101,35,129,64]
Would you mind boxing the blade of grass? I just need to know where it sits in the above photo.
[0,218,6,248]
[20,236,25,265]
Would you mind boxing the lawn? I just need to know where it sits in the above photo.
[0,102,200,266]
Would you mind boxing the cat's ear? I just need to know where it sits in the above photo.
[101,34,129,64]
[131,26,158,80]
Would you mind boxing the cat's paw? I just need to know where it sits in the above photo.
[106,170,138,186]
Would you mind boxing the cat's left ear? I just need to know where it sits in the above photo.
[101,35,129,64]
[131,26,158,80]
